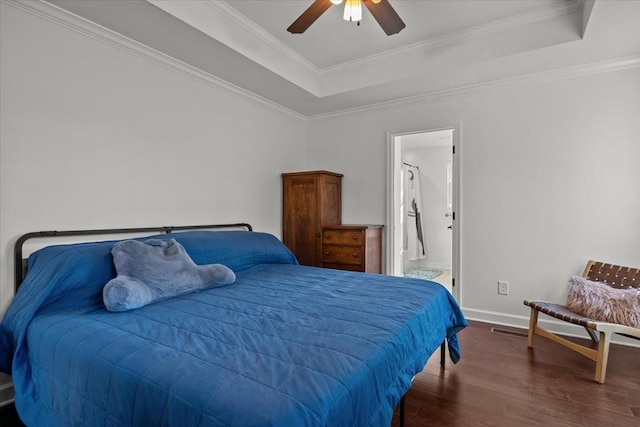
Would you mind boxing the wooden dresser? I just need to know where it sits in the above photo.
[282,171,342,267]
[321,225,383,273]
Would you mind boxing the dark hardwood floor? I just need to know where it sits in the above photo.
[3,320,638,426]
[0,403,22,427]
[391,320,640,427]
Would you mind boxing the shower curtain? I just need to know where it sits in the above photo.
[403,164,426,260]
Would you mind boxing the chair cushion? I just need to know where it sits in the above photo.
[566,276,640,328]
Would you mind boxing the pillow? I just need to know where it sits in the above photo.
[172,231,299,270]
[566,275,640,328]
[103,238,235,312]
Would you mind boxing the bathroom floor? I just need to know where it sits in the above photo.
[432,269,452,293]
[403,266,452,294]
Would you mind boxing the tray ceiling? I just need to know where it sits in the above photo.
[46,0,640,117]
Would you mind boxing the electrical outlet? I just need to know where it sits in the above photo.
[498,281,509,295]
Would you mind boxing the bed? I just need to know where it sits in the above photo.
[0,224,467,426]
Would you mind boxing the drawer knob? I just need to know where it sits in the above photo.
[352,235,358,240]
[353,253,358,257]
[325,251,330,256]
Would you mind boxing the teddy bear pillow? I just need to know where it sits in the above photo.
[103,238,236,312]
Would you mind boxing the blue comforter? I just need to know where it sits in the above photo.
[0,231,466,426]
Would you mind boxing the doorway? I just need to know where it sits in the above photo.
[386,127,459,299]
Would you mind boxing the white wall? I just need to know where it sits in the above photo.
[0,3,306,314]
[307,67,640,333]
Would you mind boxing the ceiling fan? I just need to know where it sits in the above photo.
[287,0,405,36]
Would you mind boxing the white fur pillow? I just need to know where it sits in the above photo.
[566,276,640,328]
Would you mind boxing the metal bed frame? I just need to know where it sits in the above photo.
[13,223,252,291]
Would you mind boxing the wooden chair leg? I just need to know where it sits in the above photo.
[594,331,612,384]
[527,308,539,348]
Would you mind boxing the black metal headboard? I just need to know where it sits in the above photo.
[14,223,252,291]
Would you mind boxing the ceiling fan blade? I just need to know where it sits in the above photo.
[287,0,334,34]
[363,0,406,35]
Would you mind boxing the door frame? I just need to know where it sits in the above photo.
[385,124,461,301]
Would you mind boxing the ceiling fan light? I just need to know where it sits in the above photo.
[330,0,343,4]
[343,0,362,22]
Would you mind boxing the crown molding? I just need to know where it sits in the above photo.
[321,0,584,76]
[205,0,582,77]
[203,0,320,75]
[3,0,307,122]
[160,1,585,97]
[5,0,636,121]
[147,0,321,95]
[309,55,640,120]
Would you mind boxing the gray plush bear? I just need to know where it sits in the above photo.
[103,238,235,312]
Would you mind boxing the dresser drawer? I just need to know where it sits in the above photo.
[321,246,363,265]
[321,224,383,273]
[322,229,364,246]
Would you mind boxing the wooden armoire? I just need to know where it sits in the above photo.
[282,171,342,267]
